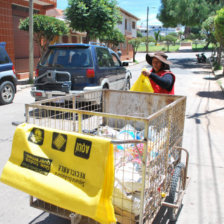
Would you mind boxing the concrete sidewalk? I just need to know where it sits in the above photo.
[212,67,224,92]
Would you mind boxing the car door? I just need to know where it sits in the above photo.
[111,53,126,90]
[95,47,117,88]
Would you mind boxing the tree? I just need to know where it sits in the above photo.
[178,31,184,40]
[158,0,223,28]
[19,14,68,56]
[214,8,224,66]
[99,28,125,49]
[128,38,142,62]
[154,30,161,45]
[201,16,217,50]
[162,35,177,52]
[142,36,155,52]
[137,30,143,37]
[66,0,121,43]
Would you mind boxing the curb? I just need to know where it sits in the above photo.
[17,78,33,91]
[17,84,33,91]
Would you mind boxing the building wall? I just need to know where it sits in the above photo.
[0,0,56,75]
[138,26,180,38]
[116,10,138,60]
[117,11,137,38]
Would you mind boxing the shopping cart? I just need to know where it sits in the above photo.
[25,89,189,224]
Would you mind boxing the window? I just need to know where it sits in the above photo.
[96,48,114,67]
[132,21,136,29]
[40,48,92,68]
[62,36,68,43]
[0,48,9,64]
[112,54,121,67]
[125,19,127,30]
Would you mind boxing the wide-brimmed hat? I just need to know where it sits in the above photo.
[146,52,172,66]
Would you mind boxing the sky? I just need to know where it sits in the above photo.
[57,0,162,26]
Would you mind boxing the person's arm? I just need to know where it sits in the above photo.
[149,72,174,91]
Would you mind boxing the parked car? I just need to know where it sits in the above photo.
[31,43,132,102]
[0,42,17,105]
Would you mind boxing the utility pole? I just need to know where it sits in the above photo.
[146,6,149,54]
[29,0,34,83]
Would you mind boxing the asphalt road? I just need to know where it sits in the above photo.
[0,51,223,224]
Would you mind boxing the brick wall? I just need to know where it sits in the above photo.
[0,0,56,74]
[0,0,16,64]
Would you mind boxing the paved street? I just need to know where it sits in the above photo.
[0,51,224,224]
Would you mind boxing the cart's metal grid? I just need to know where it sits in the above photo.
[25,90,187,224]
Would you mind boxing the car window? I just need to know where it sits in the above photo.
[96,47,114,67]
[0,48,10,64]
[112,54,121,67]
[40,48,93,68]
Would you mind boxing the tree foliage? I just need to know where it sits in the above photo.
[201,16,217,49]
[214,7,224,65]
[161,35,177,51]
[215,8,224,47]
[128,38,142,62]
[65,0,121,43]
[99,28,125,48]
[141,36,155,51]
[19,14,68,56]
[158,0,223,27]
[137,30,143,37]
[154,30,161,45]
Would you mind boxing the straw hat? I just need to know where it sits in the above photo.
[146,52,172,65]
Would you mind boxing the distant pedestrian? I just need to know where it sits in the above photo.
[117,48,122,58]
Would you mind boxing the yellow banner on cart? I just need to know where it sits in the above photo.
[0,123,115,224]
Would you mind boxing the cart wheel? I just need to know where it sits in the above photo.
[168,163,185,222]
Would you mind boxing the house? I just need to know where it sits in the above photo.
[0,0,57,79]
[116,8,139,60]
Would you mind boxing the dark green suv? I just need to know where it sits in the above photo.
[31,43,131,101]
[0,42,17,105]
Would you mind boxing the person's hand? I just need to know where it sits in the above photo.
[142,69,151,77]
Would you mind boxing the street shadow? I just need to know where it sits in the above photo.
[171,58,211,70]
[177,49,193,53]
[203,76,217,80]
[193,70,211,75]
[187,106,224,119]
[29,212,70,224]
[212,74,224,80]
[197,90,224,99]
[152,201,183,224]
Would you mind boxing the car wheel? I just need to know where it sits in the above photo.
[124,78,130,90]
[0,81,16,105]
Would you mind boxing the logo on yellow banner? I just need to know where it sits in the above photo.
[52,132,67,152]
[28,128,44,145]
[21,151,52,175]
[74,138,92,159]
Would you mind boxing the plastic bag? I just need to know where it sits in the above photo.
[130,68,154,93]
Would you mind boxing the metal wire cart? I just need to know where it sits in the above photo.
[25,90,189,224]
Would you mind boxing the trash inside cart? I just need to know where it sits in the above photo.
[26,90,189,223]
